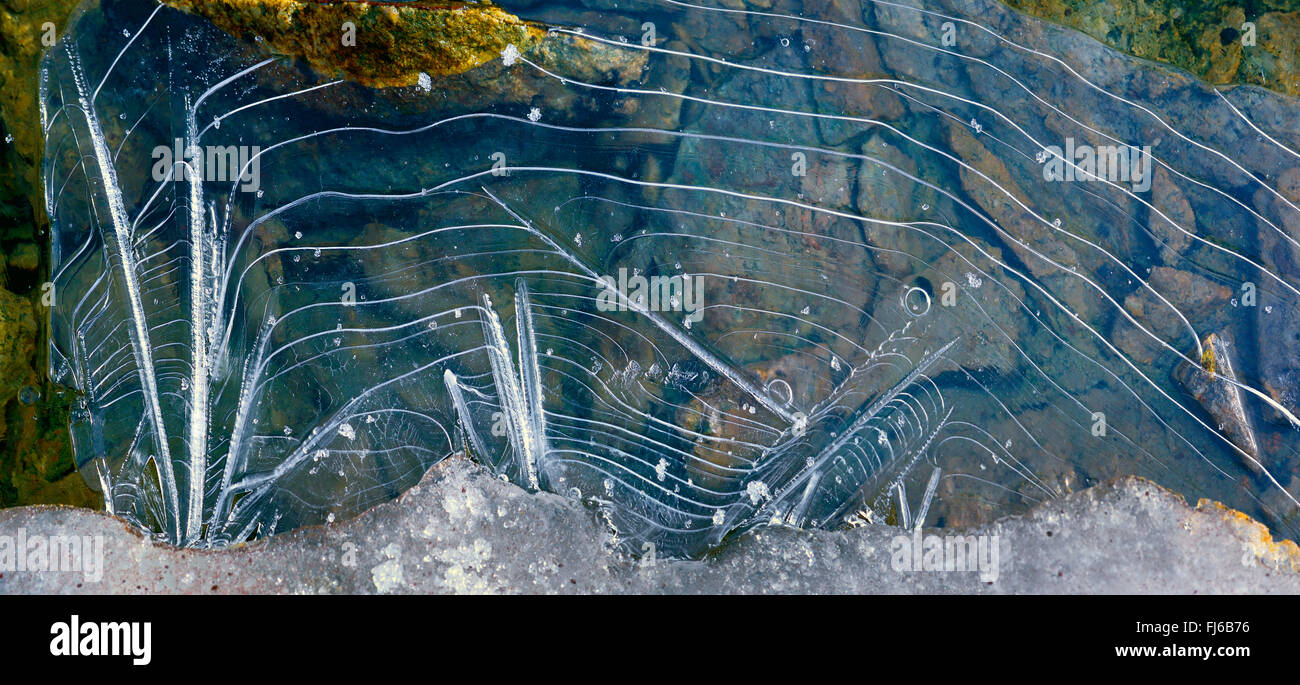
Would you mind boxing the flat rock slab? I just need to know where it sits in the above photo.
[1,457,1297,594]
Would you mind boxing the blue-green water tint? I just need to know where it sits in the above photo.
[43,0,1300,556]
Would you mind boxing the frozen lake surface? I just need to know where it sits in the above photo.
[42,0,1300,557]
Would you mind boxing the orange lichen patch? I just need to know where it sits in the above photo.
[1195,497,1300,572]
[1200,334,1218,375]
[162,0,545,88]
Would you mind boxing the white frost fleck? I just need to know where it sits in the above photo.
[435,539,496,594]
[442,486,486,522]
[371,543,404,593]
[501,43,520,66]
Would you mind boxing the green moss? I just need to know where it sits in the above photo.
[0,284,97,509]
[1,0,87,244]
[0,383,99,509]
[0,0,100,509]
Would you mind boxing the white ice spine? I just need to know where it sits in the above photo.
[68,49,180,542]
[184,103,211,544]
[480,292,544,489]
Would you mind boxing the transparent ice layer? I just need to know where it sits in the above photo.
[43,0,1300,556]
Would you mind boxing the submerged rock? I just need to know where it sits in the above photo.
[162,0,645,90]
[163,0,545,87]
[1003,0,1300,97]
[1174,333,1261,470]
[1255,167,1300,425]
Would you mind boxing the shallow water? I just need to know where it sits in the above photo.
[42,0,1300,556]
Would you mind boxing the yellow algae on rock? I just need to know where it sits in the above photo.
[162,0,546,88]
[1200,335,1218,376]
[1195,498,1300,573]
[1003,0,1300,96]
